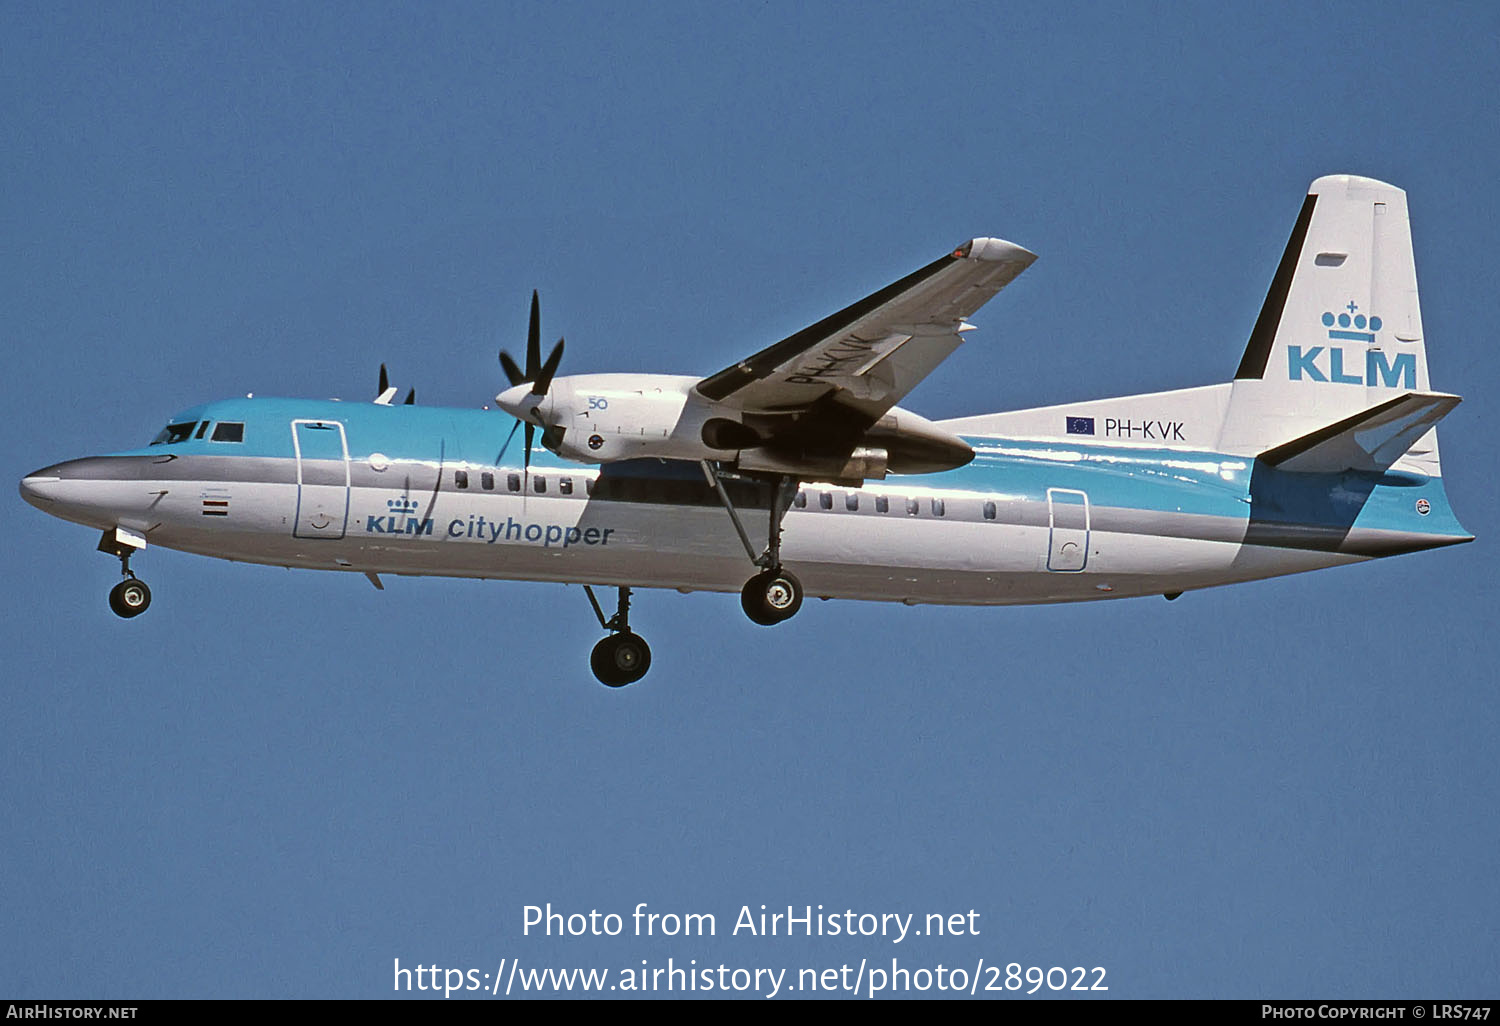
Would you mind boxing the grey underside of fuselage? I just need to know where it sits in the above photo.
[32,454,1463,606]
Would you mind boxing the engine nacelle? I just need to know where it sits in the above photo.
[496,373,973,480]
[739,446,890,482]
[511,373,731,464]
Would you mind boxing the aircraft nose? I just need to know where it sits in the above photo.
[19,456,154,527]
[19,466,64,508]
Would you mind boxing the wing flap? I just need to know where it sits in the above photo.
[1258,392,1460,473]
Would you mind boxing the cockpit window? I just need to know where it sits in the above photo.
[195,421,211,439]
[210,422,244,442]
[150,422,197,445]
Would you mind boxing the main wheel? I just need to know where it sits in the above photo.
[108,578,152,619]
[590,632,652,687]
[740,568,803,626]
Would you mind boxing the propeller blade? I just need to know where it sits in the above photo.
[526,290,541,380]
[533,338,565,396]
[523,421,535,476]
[374,363,398,404]
[403,388,415,406]
[495,418,520,464]
[499,350,526,388]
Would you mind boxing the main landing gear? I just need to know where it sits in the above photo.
[99,528,151,619]
[700,462,804,627]
[584,585,651,687]
[741,567,803,626]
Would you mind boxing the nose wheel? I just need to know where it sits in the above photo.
[99,529,152,619]
[590,631,651,687]
[108,576,151,618]
[583,585,651,687]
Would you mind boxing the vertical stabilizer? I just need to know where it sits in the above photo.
[1218,175,1441,475]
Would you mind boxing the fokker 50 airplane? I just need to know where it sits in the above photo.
[21,175,1472,686]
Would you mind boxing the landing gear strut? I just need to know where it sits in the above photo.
[99,529,151,619]
[584,585,651,687]
[701,462,804,626]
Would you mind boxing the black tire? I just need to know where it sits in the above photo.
[590,632,651,687]
[108,578,151,619]
[740,568,802,626]
[740,580,780,625]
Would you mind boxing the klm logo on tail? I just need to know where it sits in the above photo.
[1287,301,1416,388]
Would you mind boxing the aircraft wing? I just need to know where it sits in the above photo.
[695,238,1036,424]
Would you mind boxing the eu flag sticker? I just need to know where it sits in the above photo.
[1066,416,1095,435]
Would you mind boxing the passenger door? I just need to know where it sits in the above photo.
[291,420,350,539]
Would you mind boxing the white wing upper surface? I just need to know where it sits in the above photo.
[695,237,1036,423]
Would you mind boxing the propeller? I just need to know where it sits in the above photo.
[376,364,416,406]
[376,364,395,404]
[498,290,565,474]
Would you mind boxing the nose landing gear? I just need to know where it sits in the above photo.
[108,577,152,618]
[590,631,651,687]
[583,585,651,687]
[99,527,151,619]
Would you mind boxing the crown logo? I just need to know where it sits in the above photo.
[386,497,419,512]
[1321,301,1382,344]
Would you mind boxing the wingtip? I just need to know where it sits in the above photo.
[957,237,1037,264]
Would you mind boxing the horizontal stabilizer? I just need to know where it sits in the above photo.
[1258,392,1459,473]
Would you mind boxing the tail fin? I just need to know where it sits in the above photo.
[1218,175,1444,476]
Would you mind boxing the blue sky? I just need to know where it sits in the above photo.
[4,1,1497,999]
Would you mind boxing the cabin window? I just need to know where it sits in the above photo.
[150,422,196,446]
[210,422,244,443]
[931,498,945,517]
[905,497,920,515]
[533,476,546,493]
[875,495,889,514]
[507,473,521,492]
[560,477,573,495]
[794,491,807,509]
[585,478,595,496]
[983,500,997,521]
[819,492,833,510]
[454,470,469,489]
[845,493,859,511]
[195,421,211,439]
[481,472,494,491]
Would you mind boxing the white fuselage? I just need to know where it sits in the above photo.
[19,397,1469,610]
